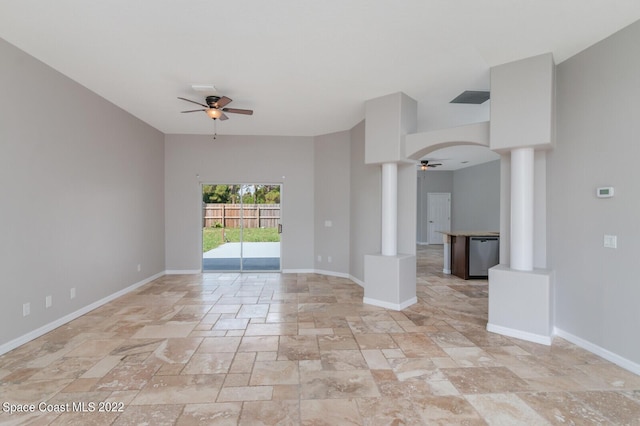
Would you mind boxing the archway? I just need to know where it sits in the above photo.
[403,121,500,278]
[404,121,490,161]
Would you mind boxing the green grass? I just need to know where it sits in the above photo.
[202,227,280,252]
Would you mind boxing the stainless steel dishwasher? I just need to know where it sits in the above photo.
[468,237,499,277]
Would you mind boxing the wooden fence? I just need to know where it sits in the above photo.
[203,204,280,229]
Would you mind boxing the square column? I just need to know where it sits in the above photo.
[364,254,416,310]
[362,92,418,311]
[488,53,555,345]
[488,265,554,345]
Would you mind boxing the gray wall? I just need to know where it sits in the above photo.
[416,170,453,243]
[349,121,381,282]
[314,131,351,274]
[163,122,386,283]
[164,134,315,272]
[0,38,165,346]
[550,21,640,363]
[452,160,500,231]
[416,161,500,243]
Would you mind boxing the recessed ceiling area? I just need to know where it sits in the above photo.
[450,91,491,105]
[420,145,500,171]
[1,1,640,136]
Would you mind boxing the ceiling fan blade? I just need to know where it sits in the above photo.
[215,96,233,108]
[178,97,208,108]
[181,109,206,113]
[431,163,442,166]
[219,112,229,121]
[223,108,254,115]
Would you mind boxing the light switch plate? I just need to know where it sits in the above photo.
[604,235,617,249]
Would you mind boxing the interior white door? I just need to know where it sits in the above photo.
[426,192,450,244]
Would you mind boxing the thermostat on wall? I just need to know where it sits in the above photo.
[597,187,614,198]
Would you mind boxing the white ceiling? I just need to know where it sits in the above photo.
[2,1,640,141]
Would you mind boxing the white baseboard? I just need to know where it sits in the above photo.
[363,296,417,311]
[349,275,365,288]
[169,268,358,286]
[282,268,351,279]
[486,323,553,346]
[443,268,451,274]
[0,271,165,356]
[313,269,350,279]
[166,269,201,275]
[554,327,640,376]
[280,269,313,274]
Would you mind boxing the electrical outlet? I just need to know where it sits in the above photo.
[70,288,76,299]
[328,256,332,263]
[137,264,141,272]
[23,302,30,317]
[317,255,322,262]
[45,295,52,308]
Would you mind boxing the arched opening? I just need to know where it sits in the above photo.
[403,122,501,282]
[415,145,500,244]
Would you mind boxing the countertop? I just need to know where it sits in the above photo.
[439,231,500,237]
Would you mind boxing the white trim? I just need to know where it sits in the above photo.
[282,269,315,274]
[349,275,365,288]
[486,323,553,346]
[173,267,353,280]
[554,327,640,376]
[0,271,165,356]
[442,268,451,274]
[313,269,350,279]
[295,269,365,287]
[283,268,355,280]
[363,296,417,311]
[166,269,201,275]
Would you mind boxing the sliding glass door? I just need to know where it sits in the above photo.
[202,184,281,272]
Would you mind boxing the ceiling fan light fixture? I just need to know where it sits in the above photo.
[419,159,443,170]
[206,108,223,119]
[178,95,253,121]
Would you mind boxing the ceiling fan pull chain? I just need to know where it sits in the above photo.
[213,119,217,140]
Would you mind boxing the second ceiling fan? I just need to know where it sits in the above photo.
[419,160,442,170]
[178,95,253,121]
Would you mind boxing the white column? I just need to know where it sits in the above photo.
[381,162,398,256]
[510,147,534,271]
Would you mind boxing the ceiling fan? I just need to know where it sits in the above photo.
[178,95,253,121]
[419,160,442,170]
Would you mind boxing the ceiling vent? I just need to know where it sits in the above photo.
[450,90,490,104]
[191,84,217,94]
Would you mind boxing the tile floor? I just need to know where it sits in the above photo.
[1,246,639,425]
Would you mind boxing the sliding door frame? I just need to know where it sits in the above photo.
[201,182,282,272]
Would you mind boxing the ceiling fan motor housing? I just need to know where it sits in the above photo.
[206,96,221,108]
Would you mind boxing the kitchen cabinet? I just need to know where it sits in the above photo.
[451,235,469,279]
[445,232,499,280]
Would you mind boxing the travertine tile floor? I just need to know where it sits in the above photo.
[1,245,640,425]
